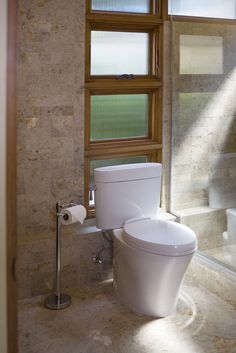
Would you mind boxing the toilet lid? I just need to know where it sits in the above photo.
[123,218,197,256]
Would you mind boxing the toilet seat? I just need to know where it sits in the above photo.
[123,218,197,257]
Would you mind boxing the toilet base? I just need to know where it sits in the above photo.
[113,229,194,318]
[114,278,177,318]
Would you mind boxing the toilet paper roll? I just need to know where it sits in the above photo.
[60,205,87,225]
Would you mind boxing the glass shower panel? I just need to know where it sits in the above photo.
[170,18,236,272]
[91,31,149,75]
[91,0,150,13]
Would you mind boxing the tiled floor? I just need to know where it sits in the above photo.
[204,243,236,271]
[18,281,236,353]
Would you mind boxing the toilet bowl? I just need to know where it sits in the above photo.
[113,218,197,317]
[94,163,197,317]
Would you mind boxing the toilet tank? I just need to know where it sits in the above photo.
[94,163,162,230]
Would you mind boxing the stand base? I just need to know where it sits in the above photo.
[45,293,72,310]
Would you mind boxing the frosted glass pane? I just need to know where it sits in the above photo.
[92,0,150,13]
[91,31,149,75]
[180,35,223,74]
[169,0,236,19]
[90,94,148,141]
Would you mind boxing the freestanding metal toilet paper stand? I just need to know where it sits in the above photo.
[45,201,76,310]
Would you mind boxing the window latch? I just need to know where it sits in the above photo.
[116,74,135,80]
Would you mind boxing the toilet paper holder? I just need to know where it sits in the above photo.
[45,201,77,310]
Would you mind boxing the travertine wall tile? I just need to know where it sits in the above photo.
[17,226,113,299]
[16,0,103,298]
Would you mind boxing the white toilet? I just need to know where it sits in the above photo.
[94,163,197,317]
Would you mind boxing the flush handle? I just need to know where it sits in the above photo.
[89,184,97,201]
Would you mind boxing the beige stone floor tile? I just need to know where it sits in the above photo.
[18,281,236,353]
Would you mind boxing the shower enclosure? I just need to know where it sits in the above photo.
[169,0,236,272]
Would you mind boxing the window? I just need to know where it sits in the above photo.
[169,0,236,19]
[85,0,163,212]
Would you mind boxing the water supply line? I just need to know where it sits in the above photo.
[102,230,113,243]
[92,230,113,264]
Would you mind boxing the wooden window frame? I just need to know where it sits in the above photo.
[85,88,162,147]
[85,1,164,213]
[86,23,162,81]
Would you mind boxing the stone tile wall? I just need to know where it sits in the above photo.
[17,0,113,299]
